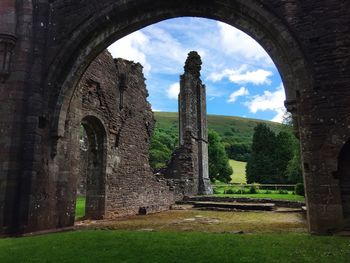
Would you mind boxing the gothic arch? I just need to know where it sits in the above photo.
[47,0,311,142]
[80,115,107,220]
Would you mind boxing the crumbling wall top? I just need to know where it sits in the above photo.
[184,51,202,78]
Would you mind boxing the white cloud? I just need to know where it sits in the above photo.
[271,108,287,123]
[208,65,272,85]
[167,82,180,100]
[107,18,281,118]
[108,31,151,74]
[227,87,249,103]
[245,84,286,122]
[109,25,196,76]
[217,22,273,64]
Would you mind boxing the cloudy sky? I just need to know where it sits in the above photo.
[108,17,286,122]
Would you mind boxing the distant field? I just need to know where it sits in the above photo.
[154,111,283,144]
[229,159,247,184]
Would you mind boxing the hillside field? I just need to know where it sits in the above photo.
[229,159,247,184]
[154,111,283,145]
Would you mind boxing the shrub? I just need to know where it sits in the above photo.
[295,183,305,196]
[278,189,288,194]
[249,185,257,194]
[264,190,271,194]
[225,189,234,194]
[213,188,220,194]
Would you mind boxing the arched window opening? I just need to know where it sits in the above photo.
[75,117,106,220]
[337,140,350,225]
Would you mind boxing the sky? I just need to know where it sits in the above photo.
[108,17,286,122]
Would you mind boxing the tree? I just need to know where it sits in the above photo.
[273,131,294,183]
[246,121,304,184]
[225,142,251,162]
[281,112,303,183]
[208,130,233,183]
[246,123,277,183]
[149,128,177,169]
[285,142,303,183]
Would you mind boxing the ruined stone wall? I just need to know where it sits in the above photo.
[67,50,175,219]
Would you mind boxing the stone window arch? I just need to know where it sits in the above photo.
[79,115,107,220]
[337,140,350,225]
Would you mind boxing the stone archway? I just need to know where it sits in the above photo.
[80,116,107,220]
[54,111,108,227]
[48,0,312,232]
[49,1,310,140]
[337,141,350,228]
[1,0,349,235]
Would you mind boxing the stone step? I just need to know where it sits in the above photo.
[192,201,275,211]
[181,196,305,209]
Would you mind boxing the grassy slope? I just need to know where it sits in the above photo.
[154,111,283,144]
[229,159,247,184]
[0,231,349,263]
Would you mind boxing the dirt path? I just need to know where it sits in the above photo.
[75,208,307,234]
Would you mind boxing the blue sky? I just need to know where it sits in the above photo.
[108,17,286,122]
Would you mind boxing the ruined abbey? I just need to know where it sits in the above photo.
[67,50,211,223]
[0,0,350,235]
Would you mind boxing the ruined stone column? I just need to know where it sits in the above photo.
[179,51,212,195]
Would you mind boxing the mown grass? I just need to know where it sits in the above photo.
[214,193,305,201]
[229,159,247,184]
[0,230,349,263]
[75,196,85,219]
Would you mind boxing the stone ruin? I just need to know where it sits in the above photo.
[1,0,349,235]
[65,51,172,220]
[68,50,210,221]
[159,51,213,197]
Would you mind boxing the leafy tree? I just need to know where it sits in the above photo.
[285,142,303,183]
[246,123,277,183]
[149,129,177,169]
[208,130,233,183]
[281,112,303,183]
[246,121,304,184]
[273,131,294,183]
[224,142,251,162]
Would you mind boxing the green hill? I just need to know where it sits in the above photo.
[153,111,283,145]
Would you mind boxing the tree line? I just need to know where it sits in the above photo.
[150,118,302,185]
[150,127,232,183]
[246,123,302,184]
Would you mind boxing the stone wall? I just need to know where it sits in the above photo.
[66,50,175,219]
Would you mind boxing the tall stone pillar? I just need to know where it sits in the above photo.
[0,0,18,235]
[179,51,212,195]
[0,0,17,82]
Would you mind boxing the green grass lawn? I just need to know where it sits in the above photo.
[75,196,85,219]
[0,230,349,263]
[214,193,305,201]
[229,159,247,184]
